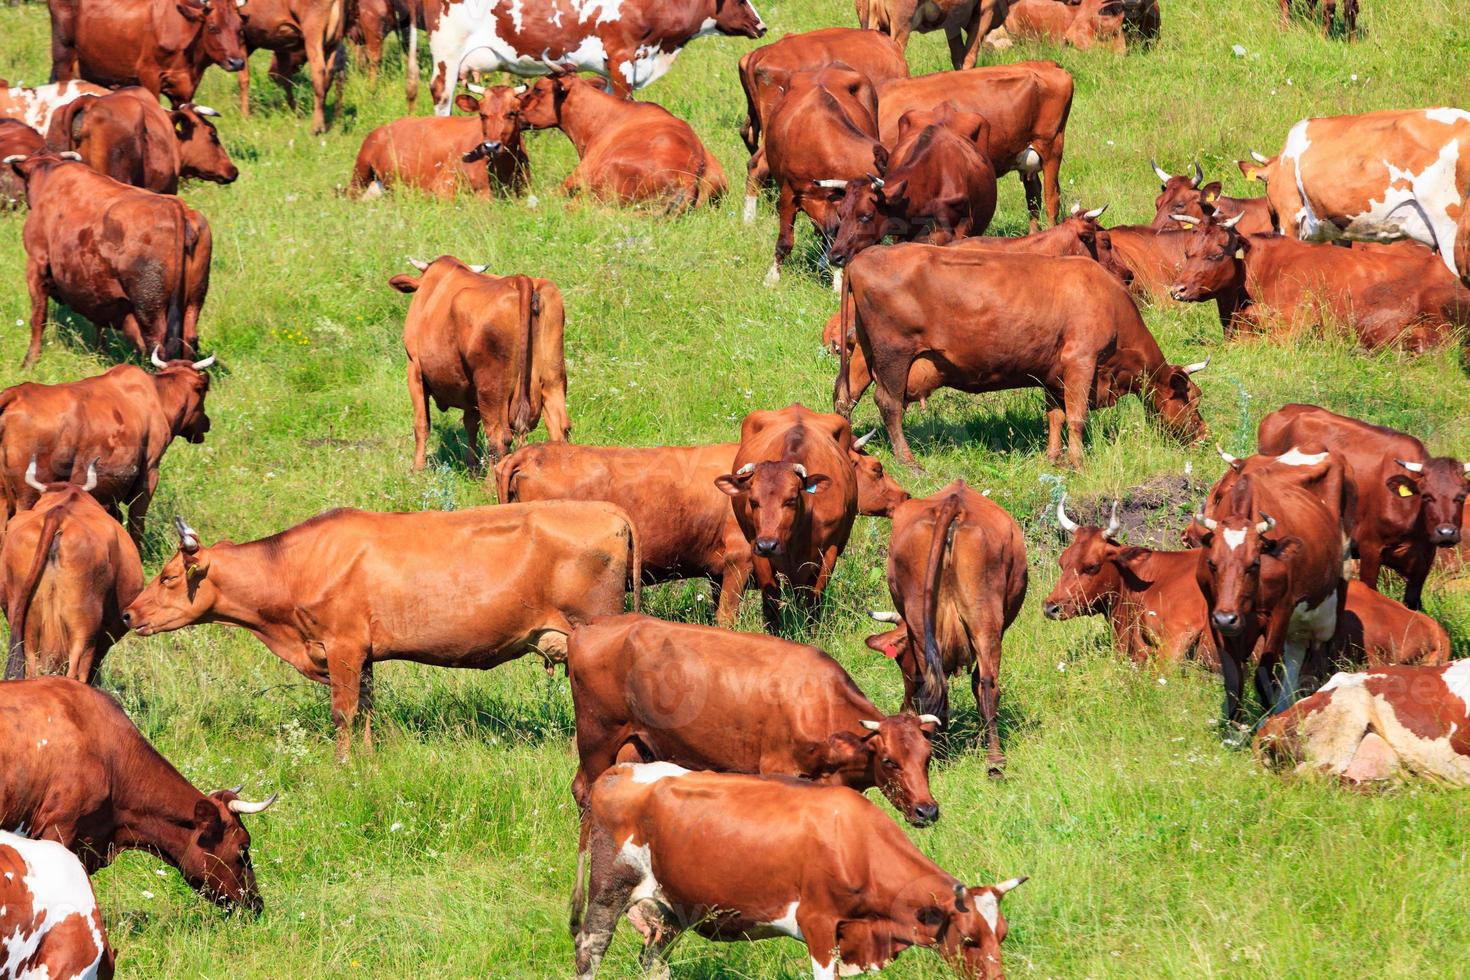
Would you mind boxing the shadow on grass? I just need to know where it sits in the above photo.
[376,678,577,746]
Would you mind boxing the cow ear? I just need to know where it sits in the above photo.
[388,274,421,294]
[176,2,206,20]
[171,111,192,138]
[916,904,947,928]
[880,177,907,204]
[193,799,224,846]
[1115,545,1151,566]
[1386,474,1418,499]
[455,93,481,115]
[1200,181,1222,204]
[871,143,889,174]
[714,473,749,497]
[185,555,210,580]
[864,629,905,658]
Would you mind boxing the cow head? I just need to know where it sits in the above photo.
[151,348,214,443]
[1194,478,1289,638]
[715,460,830,557]
[181,787,276,913]
[177,0,248,73]
[1168,211,1247,302]
[123,517,220,634]
[711,0,767,38]
[2,150,83,188]
[515,75,571,130]
[172,104,238,184]
[1146,356,1208,445]
[929,877,1026,980]
[1391,457,1470,547]
[1043,496,1133,619]
[850,429,909,516]
[1149,159,1224,230]
[825,173,897,266]
[456,83,526,164]
[389,255,489,293]
[823,713,939,826]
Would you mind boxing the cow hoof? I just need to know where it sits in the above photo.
[987,764,1005,781]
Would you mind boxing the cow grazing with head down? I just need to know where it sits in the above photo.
[988,0,1126,53]
[864,480,1027,776]
[6,152,212,364]
[1,459,143,683]
[832,244,1208,468]
[236,0,349,133]
[47,0,248,105]
[572,764,1026,979]
[1148,159,1272,236]
[0,79,110,131]
[123,503,640,760]
[391,256,568,471]
[0,121,43,208]
[0,353,213,547]
[0,831,114,980]
[1257,404,1469,610]
[859,0,1008,70]
[516,75,725,211]
[1,677,276,912]
[426,0,766,114]
[566,614,941,825]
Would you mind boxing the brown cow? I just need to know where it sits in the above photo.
[122,503,640,760]
[566,614,941,825]
[45,87,238,193]
[350,0,419,103]
[572,764,1025,979]
[988,0,1126,52]
[863,480,1027,776]
[0,79,110,131]
[48,0,248,105]
[0,353,213,546]
[0,120,43,207]
[5,153,212,363]
[1,677,276,910]
[516,75,724,211]
[1,460,143,683]
[1148,159,1272,236]
[877,61,1073,228]
[1257,404,1469,610]
[236,0,348,132]
[391,256,568,471]
[832,244,1208,468]
[1279,0,1357,39]
[1168,212,1470,349]
[0,830,114,980]
[825,103,998,266]
[858,0,1007,70]
[715,405,860,631]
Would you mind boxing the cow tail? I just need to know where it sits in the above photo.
[513,276,537,435]
[4,505,65,680]
[917,495,961,720]
[568,810,591,936]
[164,201,195,360]
[404,15,420,106]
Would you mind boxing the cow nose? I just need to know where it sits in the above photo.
[1042,601,1061,620]
[913,802,939,826]
[753,537,779,557]
[1169,285,1187,300]
[120,610,132,626]
[1432,524,1461,545]
[226,58,246,72]
[1212,610,1241,634]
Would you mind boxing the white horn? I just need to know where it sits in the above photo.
[227,792,279,815]
[1396,458,1424,473]
[466,263,488,274]
[1083,204,1108,220]
[1103,501,1122,541]
[853,428,877,450]
[191,353,215,370]
[1219,211,1244,229]
[58,151,82,161]
[1150,158,1172,182]
[81,458,98,493]
[24,457,46,493]
[513,84,528,94]
[1463,462,1469,475]
[1190,160,1203,187]
[192,104,220,117]
[151,346,169,368]
[869,175,884,190]
[994,876,1028,895]
[406,256,429,271]
[792,463,808,479]
[917,714,941,726]
[1056,492,1080,533]
[859,719,882,731]
[1182,355,1210,375]
[1168,213,1198,224]
[1255,513,1276,535]
[735,462,756,476]
[1216,444,1240,466]
[175,516,200,553]
[1195,509,1218,531]
[1070,201,1082,216]
[1250,150,1269,164]
[2,154,27,164]
[465,82,485,94]
[868,610,902,623]
[814,179,848,189]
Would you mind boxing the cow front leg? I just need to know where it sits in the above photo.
[326,645,369,762]
[304,33,330,133]
[407,359,431,470]
[462,405,483,473]
[765,184,798,287]
[1400,548,1434,611]
[22,261,49,368]
[125,469,159,550]
[238,54,253,117]
[1217,643,1246,724]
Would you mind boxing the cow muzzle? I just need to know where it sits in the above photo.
[752,537,783,557]
[1042,600,1063,620]
[225,57,246,72]
[1432,524,1462,546]
[1211,610,1242,636]
[912,801,939,826]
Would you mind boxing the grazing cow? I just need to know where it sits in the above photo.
[1279,0,1357,38]
[1102,223,1191,303]
[858,0,1007,70]
[715,405,860,631]
[1044,495,1218,667]
[0,831,114,980]
[988,0,1126,52]
[350,85,527,199]
[1,677,276,911]
[566,614,941,825]
[1,460,143,683]
[0,121,43,207]
[47,0,248,105]
[1255,662,1470,786]
[236,0,349,133]
[122,503,641,760]
[877,62,1073,228]
[864,480,1027,775]
[391,256,567,470]
[0,353,213,547]
[0,79,109,131]
[45,87,238,194]
[516,75,725,211]
[1168,212,1470,349]
[5,153,212,363]
[572,764,1025,979]
[760,64,885,288]
[832,244,1208,468]
[1263,109,1470,283]
[1257,404,1469,610]
[1149,159,1272,236]
[494,432,908,610]
[351,0,420,102]
[825,103,998,266]
[426,0,766,114]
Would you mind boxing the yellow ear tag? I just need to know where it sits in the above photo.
[1180,221,1195,230]
[1234,248,1245,260]
[1397,484,1414,497]
[1245,167,1258,180]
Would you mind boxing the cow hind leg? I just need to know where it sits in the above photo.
[871,351,919,468]
[765,183,798,287]
[630,900,679,980]
[573,831,634,980]
[973,634,1004,777]
[326,646,369,763]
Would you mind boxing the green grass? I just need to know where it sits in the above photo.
[3,0,1470,975]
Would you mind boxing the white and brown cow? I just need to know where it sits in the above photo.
[1265,108,1470,283]
[0,80,108,132]
[0,830,114,979]
[426,0,766,115]
[1256,661,1470,786]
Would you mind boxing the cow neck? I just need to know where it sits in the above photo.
[109,735,210,869]
[554,85,619,159]
[151,371,199,436]
[1214,242,1255,329]
[196,540,294,637]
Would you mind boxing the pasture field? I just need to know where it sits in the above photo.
[4,0,1470,975]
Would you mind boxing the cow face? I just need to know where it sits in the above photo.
[172,105,238,184]
[1150,164,1222,230]
[1393,458,1470,547]
[712,0,767,38]
[515,77,566,130]
[177,0,248,73]
[849,436,909,517]
[124,520,216,633]
[1196,506,1281,638]
[860,713,939,826]
[715,460,831,557]
[1147,362,1207,445]
[935,878,1025,980]
[1044,527,1128,619]
[1169,212,1246,302]
[162,363,213,442]
[455,85,525,163]
[827,176,896,266]
[182,790,268,913]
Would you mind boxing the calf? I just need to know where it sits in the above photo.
[0,353,213,547]
[2,460,143,683]
[236,0,348,133]
[0,831,114,980]
[1149,159,1272,235]
[1168,212,1470,348]
[516,75,724,212]
[0,79,110,131]
[860,0,1007,70]
[825,103,997,266]
[567,614,940,824]
[833,244,1208,468]
[0,120,43,207]
[6,153,212,363]
[1257,403,1469,609]
[989,0,1126,52]
[123,503,640,759]
[715,404,860,630]
[391,256,568,471]
[1,677,275,911]
[864,480,1027,775]
[573,764,1024,978]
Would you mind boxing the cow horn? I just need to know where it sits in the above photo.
[1219,211,1244,229]
[1070,201,1082,216]
[1083,204,1108,220]
[868,609,901,623]
[859,719,882,731]
[2,154,27,164]
[58,151,82,161]
[227,792,279,815]
[191,353,216,370]
[406,256,429,271]
[191,104,220,117]
[1463,462,1470,475]
[1195,509,1218,531]
[1216,444,1240,466]
[1103,501,1122,541]
[1250,150,1269,164]
[953,883,969,911]
[1150,158,1171,182]
[814,179,848,189]
[513,84,528,94]
[994,875,1028,895]
[1190,160,1203,186]
[867,173,884,190]
[1168,213,1197,225]
[81,457,99,493]
[1255,513,1276,535]
[175,516,201,553]
[151,346,169,368]
[917,713,941,726]
[735,462,756,477]
[465,82,486,94]
[24,457,46,493]
[792,463,808,479]
[1182,355,1210,375]
[466,263,488,274]
[853,428,877,450]
[228,784,245,794]
[1395,458,1425,473]
[1056,492,1079,533]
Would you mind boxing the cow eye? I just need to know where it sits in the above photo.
[1081,564,1101,575]
[1206,560,1217,572]
[1248,561,1260,573]
[859,213,872,224]
[162,574,179,585]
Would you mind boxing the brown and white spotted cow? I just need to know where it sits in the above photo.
[0,831,113,980]
[0,79,109,132]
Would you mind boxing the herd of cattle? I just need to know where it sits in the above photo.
[1,0,1469,975]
